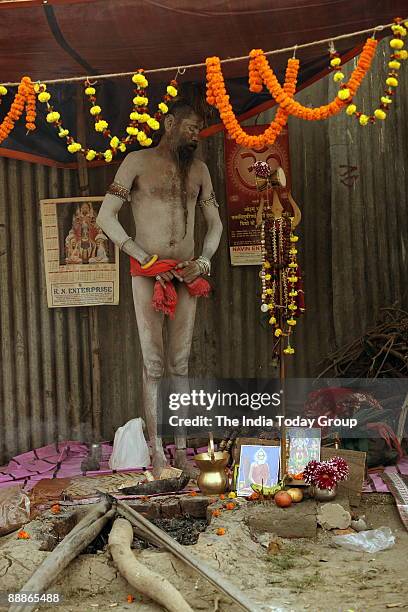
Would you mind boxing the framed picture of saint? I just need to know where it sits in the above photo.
[40,196,119,308]
[236,444,281,496]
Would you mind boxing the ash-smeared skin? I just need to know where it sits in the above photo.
[97,110,223,474]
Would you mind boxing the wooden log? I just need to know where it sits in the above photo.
[114,498,262,612]
[109,518,193,612]
[9,500,113,612]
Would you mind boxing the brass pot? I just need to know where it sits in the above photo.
[194,434,229,495]
[311,485,337,501]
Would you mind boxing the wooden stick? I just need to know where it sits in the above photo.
[114,498,262,612]
[9,500,113,612]
[109,518,193,612]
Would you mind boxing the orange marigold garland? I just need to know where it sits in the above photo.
[250,36,377,121]
[0,76,36,144]
[206,55,299,148]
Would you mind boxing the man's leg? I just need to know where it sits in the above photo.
[132,276,167,474]
[166,284,197,470]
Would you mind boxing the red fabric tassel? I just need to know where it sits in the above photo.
[130,257,211,318]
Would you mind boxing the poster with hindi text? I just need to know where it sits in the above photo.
[41,196,119,308]
[225,125,291,266]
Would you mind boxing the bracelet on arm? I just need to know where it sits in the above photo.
[196,255,211,276]
[141,254,159,270]
[197,191,219,208]
[107,181,131,203]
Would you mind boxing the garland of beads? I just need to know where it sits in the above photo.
[0,77,36,144]
[345,19,408,125]
[259,191,301,356]
[36,74,178,162]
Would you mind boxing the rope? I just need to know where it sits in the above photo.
[0,20,396,87]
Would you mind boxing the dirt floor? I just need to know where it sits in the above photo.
[0,493,407,612]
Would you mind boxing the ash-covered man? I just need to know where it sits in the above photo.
[97,100,223,474]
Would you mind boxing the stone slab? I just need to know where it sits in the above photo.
[246,499,317,539]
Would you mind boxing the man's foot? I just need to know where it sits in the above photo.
[174,448,199,479]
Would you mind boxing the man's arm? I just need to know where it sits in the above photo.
[96,152,150,264]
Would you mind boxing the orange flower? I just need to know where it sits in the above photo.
[51,504,61,513]
[17,530,30,539]
[127,595,135,603]
[219,494,226,500]
[189,491,198,496]
[212,509,222,517]
[225,502,235,510]
[216,527,226,536]
[248,492,260,501]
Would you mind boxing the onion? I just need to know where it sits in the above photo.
[286,487,303,503]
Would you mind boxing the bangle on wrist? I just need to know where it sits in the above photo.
[196,255,211,276]
[141,254,159,270]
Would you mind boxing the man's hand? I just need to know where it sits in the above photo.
[155,270,174,288]
[175,260,202,283]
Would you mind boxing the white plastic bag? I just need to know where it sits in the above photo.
[109,418,150,470]
[333,526,395,553]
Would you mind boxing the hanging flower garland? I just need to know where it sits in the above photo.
[206,55,299,148]
[36,73,178,162]
[255,161,305,356]
[345,19,407,125]
[0,76,36,144]
[249,36,377,121]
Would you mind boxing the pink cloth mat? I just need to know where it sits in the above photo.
[363,455,408,493]
[0,441,207,492]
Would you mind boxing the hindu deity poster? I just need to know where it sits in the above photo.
[40,196,119,308]
[224,124,291,266]
[286,427,321,479]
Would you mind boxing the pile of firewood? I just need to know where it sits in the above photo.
[318,307,408,378]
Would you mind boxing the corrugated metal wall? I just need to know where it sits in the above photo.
[1,38,407,463]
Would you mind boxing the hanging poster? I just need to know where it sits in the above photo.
[224,124,291,266]
[40,196,119,308]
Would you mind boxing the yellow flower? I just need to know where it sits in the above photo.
[141,137,153,147]
[288,262,297,268]
[386,77,398,87]
[288,276,298,283]
[126,126,139,136]
[289,290,298,297]
[104,149,113,162]
[337,88,351,101]
[265,274,271,281]
[132,74,148,87]
[391,25,407,37]
[137,131,147,143]
[167,85,178,97]
[346,104,357,115]
[159,102,168,113]
[119,143,127,152]
[86,149,96,161]
[268,316,276,325]
[38,91,51,103]
[374,109,386,120]
[359,114,369,126]
[110,136,119,148]
[289,248,297,255]
[90,105,102,116]
[274,328,283,337]
[130,112,140,121]
[139,113,150,123]
[288,303,297,311]
[265,288,273,295]
[395,50,408,60]
[95,120,108,132]
[58,129,69,138]
[133,96,148,106]
[287,318,297,326]
[46,111,60,123]
[283,346,295,355]
[333,72,344,82]
[388,60,401,70]
[147,118,160,130]
[330,57,341,67]
[85,86,96,96]
[67,142,81,153]
[263,261,271,268]
[290,235,299,242]
[228,492,237,498]
[381,96,392,105]
[0,86,8,95]
[390,39,404,50]
[34,83,43,93]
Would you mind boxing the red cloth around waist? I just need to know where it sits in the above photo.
[130,257,211,318]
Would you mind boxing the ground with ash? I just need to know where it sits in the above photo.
[0,494,407,612]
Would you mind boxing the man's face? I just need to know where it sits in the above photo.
[172,112,203,152]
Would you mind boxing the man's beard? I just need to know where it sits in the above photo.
[171,141,197,238]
